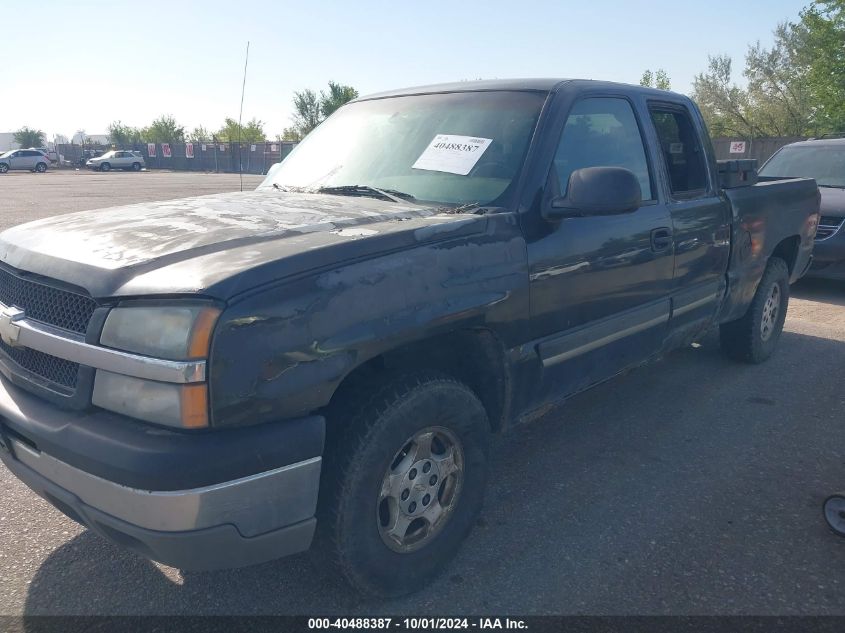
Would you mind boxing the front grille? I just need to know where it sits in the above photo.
[0,340,80,390]
[817,216,844,241]
[0,265,97,334]
[0,264,96,393]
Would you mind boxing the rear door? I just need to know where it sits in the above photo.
[645,101,731,337]
[526,94,675,402]
[23,150,40,169]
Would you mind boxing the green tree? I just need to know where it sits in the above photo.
[639,69,671,90]
[280,127,303,142]
[289,88,322,138]
[107,121,141,146]
[216,117,266,143]
[284,82,358,140]
[141,115,185,143]
[745,22,816,136]
[692,55,761,137]
[319,81,359,118]
[188,126,212,142]
[13,127,45,148]
[799,0,845,131]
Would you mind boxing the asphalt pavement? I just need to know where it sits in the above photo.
[1,170,844,615]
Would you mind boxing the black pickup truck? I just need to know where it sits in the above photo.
[0,80,819,597]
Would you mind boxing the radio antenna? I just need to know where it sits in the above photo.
[238,41,250,192]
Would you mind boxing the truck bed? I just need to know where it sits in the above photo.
[719,177,819,323]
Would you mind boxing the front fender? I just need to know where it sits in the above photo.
[208,214,529,427]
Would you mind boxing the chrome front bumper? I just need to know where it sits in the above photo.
[0,436,321,570]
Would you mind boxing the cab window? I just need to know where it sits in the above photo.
[649,106,708,196]
[553,97,653,201]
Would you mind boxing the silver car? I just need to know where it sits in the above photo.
[0,149,50,173]
[87,150,145,172]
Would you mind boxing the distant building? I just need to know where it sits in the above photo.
[71,133,109,145]
[0,133,19,151]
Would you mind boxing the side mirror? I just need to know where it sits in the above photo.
[545,166,642,220]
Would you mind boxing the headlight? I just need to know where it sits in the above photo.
[100,305,219,360]
[92,371,209,428]
[95,305,220,428]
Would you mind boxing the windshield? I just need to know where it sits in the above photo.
[760,145,845,188]
[99,151,116,158]
[0,151,11,158]
[259,90,547,206]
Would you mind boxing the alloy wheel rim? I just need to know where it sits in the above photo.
[760,282,781,342]
[377,426,464,553]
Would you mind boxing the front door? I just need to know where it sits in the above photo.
[526,95,675,402]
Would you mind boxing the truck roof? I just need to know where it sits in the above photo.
[356,78,687,102]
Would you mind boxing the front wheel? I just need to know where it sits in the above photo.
[320,372,490,597]
[0,164,8,173]
[99,162,111,172]
[35,162,47,173]
[132,162,142,171]
[720,257,789,363]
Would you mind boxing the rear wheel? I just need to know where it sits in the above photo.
[100,162,111,172]
[319,372,490,597]
[720,257,789,363]
[35,162,47,173]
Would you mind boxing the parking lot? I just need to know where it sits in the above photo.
[1,170,845,615]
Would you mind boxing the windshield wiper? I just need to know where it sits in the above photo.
[317,185,416,204]
[818,184,845,189]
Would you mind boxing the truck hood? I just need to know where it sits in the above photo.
[0,190,485,300]
[820,187,845,218]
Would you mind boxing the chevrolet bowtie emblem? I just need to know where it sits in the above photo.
[0,306,24,347]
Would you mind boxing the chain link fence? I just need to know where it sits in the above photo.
[56,141,297,174]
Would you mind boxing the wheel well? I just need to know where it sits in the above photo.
[328,329,510,432]
[771,235,800,275]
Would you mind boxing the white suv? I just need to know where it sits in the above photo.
[87,150,145,172]
[0,149,50,173]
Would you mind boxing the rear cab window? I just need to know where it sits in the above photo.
[648,104,710,198]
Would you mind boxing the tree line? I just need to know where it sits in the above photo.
[10,80,359,150]
[691,0,844,137]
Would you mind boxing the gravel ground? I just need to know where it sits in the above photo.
[1,170,845,615]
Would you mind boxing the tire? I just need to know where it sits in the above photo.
[35,162,47,173]
[131,162,142,171]
[0,164,8,174]
[823,494,845,537]
[100,162,111,172]
[720,257,789,363]
[319,371,490,597]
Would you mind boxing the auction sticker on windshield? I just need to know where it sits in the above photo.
[412,134,493,175]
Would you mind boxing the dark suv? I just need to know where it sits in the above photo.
[759,137,845,280]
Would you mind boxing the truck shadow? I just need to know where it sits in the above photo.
[792,277,845,306]
[22,327,845,615]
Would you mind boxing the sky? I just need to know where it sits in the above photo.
[1,0,809,142]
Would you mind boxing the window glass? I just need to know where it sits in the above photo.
[553,97,652,200]
[260,91,546,207]
[759,145,845,188]
[649,107,708,194]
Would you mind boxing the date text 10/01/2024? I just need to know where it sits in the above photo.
[307,618,529,629]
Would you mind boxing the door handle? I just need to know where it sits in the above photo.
[650,227,673,252]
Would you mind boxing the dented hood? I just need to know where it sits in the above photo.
[0,190,485,300]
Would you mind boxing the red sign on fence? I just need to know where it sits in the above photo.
[147,143,156,158]
[162,143,172,158]
[185,143,194,159]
